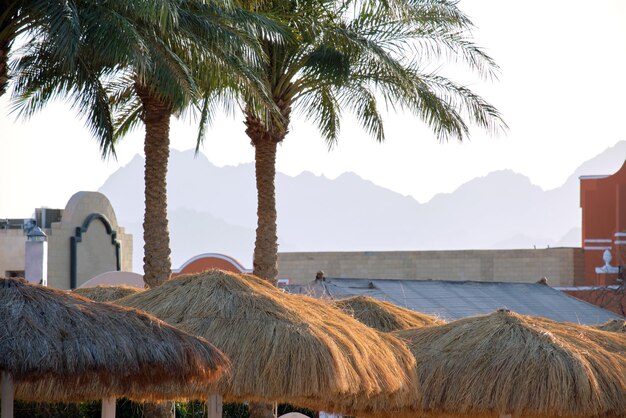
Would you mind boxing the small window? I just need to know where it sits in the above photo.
[5,270,25,278]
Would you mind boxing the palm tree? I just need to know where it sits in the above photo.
[243,0,507,286]
[106,0,278,288]
[12,0,278,289]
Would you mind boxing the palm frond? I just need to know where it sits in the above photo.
[11,42,117,157]
[338,83,385,143]
[299,85,341,147]
[281,0,505,144]
[112,99,143,142]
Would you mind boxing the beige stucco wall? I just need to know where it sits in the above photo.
[62,191,120,228]
[278,248,584,287]
[118,226,133,273]
[47,191,133,289]
[0,229,27,275]
[46,221,70,289]
[76,220,117,287]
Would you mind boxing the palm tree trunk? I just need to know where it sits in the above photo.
[248,121,280,285]
[136,82,173,288]
[0,39,10,98]
[245,96,291,285]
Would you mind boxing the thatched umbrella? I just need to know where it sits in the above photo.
[0,278,228,418]
[594,319,626,333]
[117,269,415,414]
[73,284,144,302]
[333,295,444,332]
[357,309,626,418]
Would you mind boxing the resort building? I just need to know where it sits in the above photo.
[580,160,626,285]
[0,191,133,289]
[168,252,621,323]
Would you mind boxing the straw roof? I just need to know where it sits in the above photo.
[362,309,626,418]
[73,284,144,302]
[117,269,415,407]
[0,277,228,402]
[594,319,626,333]
[333,295,444,332]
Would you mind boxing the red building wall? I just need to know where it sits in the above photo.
[580,160,626,285]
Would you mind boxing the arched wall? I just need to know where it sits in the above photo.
[172,253,250,278]
[47,192,132,289]
[71,213,121,288]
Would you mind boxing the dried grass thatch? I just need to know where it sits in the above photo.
[117,269,415,408]
[594,319,626,333]
[73,284,144,302]
[0,277,228,402]
[333,295,444,332]
[360,309,626,418]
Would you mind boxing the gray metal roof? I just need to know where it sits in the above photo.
[285,278,623,325]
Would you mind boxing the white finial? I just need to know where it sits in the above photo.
[596,249,619,274]
[602,249,612,266]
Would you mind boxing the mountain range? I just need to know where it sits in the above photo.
[99,141,626,271]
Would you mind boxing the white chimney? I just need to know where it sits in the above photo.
[25,226,48,286]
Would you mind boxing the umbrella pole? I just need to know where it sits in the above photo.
[101,397,116,418]
[207,394,222,418]
[1,372,13,418]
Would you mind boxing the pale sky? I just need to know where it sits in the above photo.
[1,0,625,218]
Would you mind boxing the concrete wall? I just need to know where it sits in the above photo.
[278,248,585,287]
[0,229,26,276]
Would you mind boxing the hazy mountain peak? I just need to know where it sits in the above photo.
[99,143,621,272]
[336,171,361,180]
[293,170,323,179]
[571,140,626,179]
[427,168,539,204]
[171,148,213,165]
[472,169,535,184]
[126,154,144,167]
